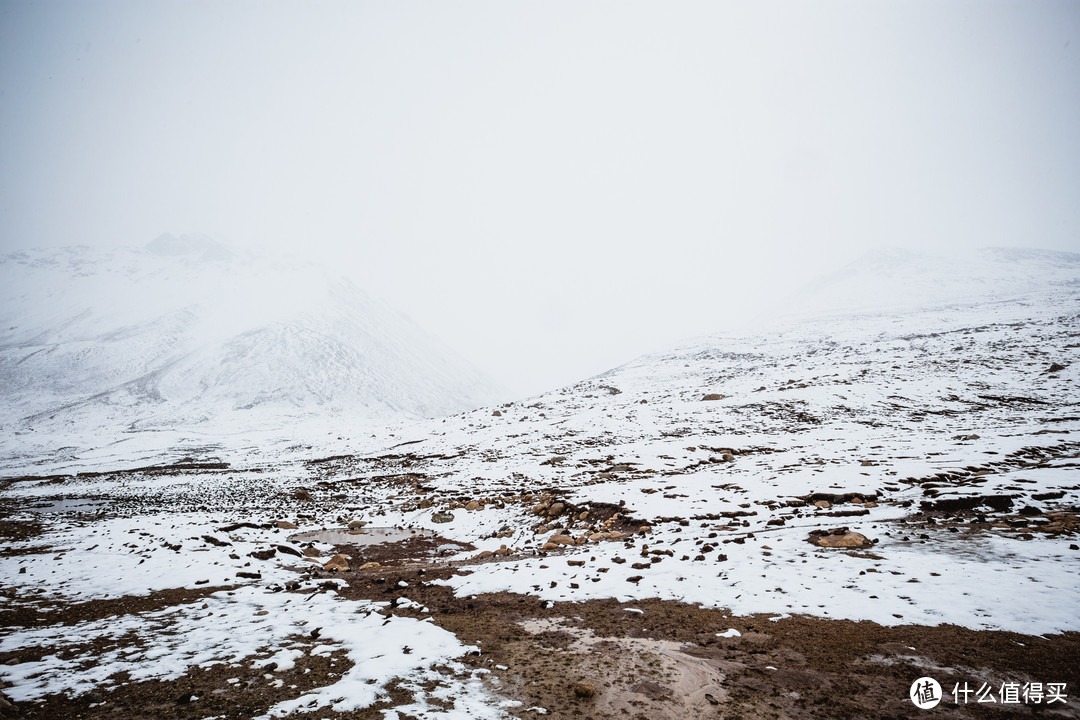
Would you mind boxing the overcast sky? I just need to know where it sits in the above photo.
[1,1,1078,396]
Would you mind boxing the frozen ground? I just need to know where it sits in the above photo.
[1,248,1078,718]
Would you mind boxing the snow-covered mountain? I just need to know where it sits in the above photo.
[0,235,505,468]
[1,245,1078,718]
[771,246,1080,322]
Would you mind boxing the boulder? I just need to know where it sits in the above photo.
[808,528,873,549]
[572,681,596,698]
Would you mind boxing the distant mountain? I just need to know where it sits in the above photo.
[0,236,505,464]
[772,246,1080,322]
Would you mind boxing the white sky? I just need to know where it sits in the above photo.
[1,1,1078,396]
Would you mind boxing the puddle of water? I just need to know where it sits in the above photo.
[24,499,108,514]
[290,527,435,546]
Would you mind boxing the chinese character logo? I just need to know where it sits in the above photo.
[911,677,942,709]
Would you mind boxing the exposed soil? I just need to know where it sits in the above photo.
[0,585,236,630]
[329,563,1080,720]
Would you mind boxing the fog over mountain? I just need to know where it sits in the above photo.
[0,234,506,467]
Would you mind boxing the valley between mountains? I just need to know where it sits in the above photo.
[2,247,1079,719]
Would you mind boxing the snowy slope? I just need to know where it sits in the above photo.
[771,246,1080,322]
[1,246,1078,715]
[0,235,505,470]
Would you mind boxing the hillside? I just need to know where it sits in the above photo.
[0,235,505,471]
[1,246,1078,719]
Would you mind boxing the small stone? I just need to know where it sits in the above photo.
[323,554,350,572]
[701,393,724,401]
[814,500,831,509]
[465,500,480,511]
[809,528,872,549]
[274,520,298,530]
[492,409,502,416]
[175,691,198,704]
[547,502,566,517]
[302,547,321,557]
[432,511,454,524]
[547,534,576,546]
[572,681,596,698]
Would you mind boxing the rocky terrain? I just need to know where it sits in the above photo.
[1,249,1079,718]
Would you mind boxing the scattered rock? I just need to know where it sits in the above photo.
[302,547,321,558]
[237,571,262,579]
[359,561,382,570]
[323,554,350,571]
[492,410,502,416]
[547,502,566,517]
[1046,362,1067,373]
[347,520,367,530]
[275,544,303,557]
[808,528,874,549]
[465,500,480,511]
[249,548,276,561]
[572,681,597,698]
[432,511,454,524]
[290,488,312,501]
[274,520,298,530]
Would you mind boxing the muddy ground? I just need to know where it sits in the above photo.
[3,536,1078,720]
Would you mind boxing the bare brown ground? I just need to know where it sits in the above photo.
[335,564,1080,720]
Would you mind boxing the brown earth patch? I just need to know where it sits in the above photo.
[325,564,1080,719]
[0,585,236,630]
[0,645,422,720]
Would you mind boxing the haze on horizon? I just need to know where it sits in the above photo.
[1,1,1077,397]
